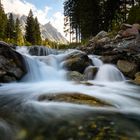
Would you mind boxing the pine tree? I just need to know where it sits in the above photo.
[34,17,42,45]
[6,13,15,40]
[25,10,36,45]
[0,1,7,39]
[15,18,24,45]
[64,0,128,40]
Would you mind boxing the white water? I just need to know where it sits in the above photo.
[21,55,66,82]
[95,64,125,82]
[0,46,140,138]
[89,55,103,66]
[0,47,140,113]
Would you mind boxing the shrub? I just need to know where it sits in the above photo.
[128,5,140,24]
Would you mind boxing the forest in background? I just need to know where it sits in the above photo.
[0,1,43,46]
[64,0,140,42]
[0,0,140,46]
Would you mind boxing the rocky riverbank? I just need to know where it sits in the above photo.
[0,41,27,83]
[77,23,140,84]
[0,23,140,85]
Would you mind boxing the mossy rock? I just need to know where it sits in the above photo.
[38,93,111,107]
[67,71,85,81]
[133,72,140,85]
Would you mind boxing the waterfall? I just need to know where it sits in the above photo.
[16,46,58,56]
[88,55,124,82]
[95,64,125,82]
[0,46,140,140]
[20,55,66,82]
[28,46,58,56]
[89,55,103,66]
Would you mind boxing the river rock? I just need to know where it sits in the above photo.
[38,93,110,107]
[133,72,140,85]
[120,23,132,30]
[89,31,108,43]
[0,41,27,82]
[118,23,139,39]
[29,46,57,56]
[95,30,108,39]
[84,66,98,80]
[62,51,92,73]
[117,60,137,78]
[101,54,122,64]
[66,71,85,81]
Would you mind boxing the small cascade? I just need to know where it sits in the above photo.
[89,55,103,66]
[95,64,125,82]
[21,55,66,82]
[84,66,98,80]
[16,46,58,56]
[28,46,58,56]
[0,46,140,139]
[16,46,30,55]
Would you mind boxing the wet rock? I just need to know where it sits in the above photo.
[0,41,27,83]
[101,55,121,64]
[38,93,110,107]
[117,60,137,78]
[29,46,57,56]
[67,71,85,81]
[78,81,94,86]
[84,66,98,80]
[133,72,140,85]
[62,51,92,73]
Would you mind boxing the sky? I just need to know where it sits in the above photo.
[1,0,65,36]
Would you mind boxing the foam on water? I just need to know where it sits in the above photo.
[0,46,140,139]
[95,64,125,82]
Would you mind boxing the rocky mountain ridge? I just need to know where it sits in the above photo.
[11,13,68,44]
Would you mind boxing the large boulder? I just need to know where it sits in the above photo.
[38,92,110,107]
[62,51,92,73]
[0,41,27,82]
[117,60,138,78]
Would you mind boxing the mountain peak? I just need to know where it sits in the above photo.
[9,13,68,44]
[41,22,68,44]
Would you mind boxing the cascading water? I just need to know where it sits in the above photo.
[21,55,66,82]
[95,64,125,82]
[89,55,103,66]
[0,47,140,139]
[17,46,66,82]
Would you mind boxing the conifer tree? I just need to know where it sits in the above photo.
[15,18,24,45]
[34,17,42,45]
[25,10,35,45]
[25,10,42,45]
[0,1,7,39]
[6,13,15,40]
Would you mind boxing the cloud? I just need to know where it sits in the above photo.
[50,12,64,36]
[2,0,36,16]
[2,0,65,36]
